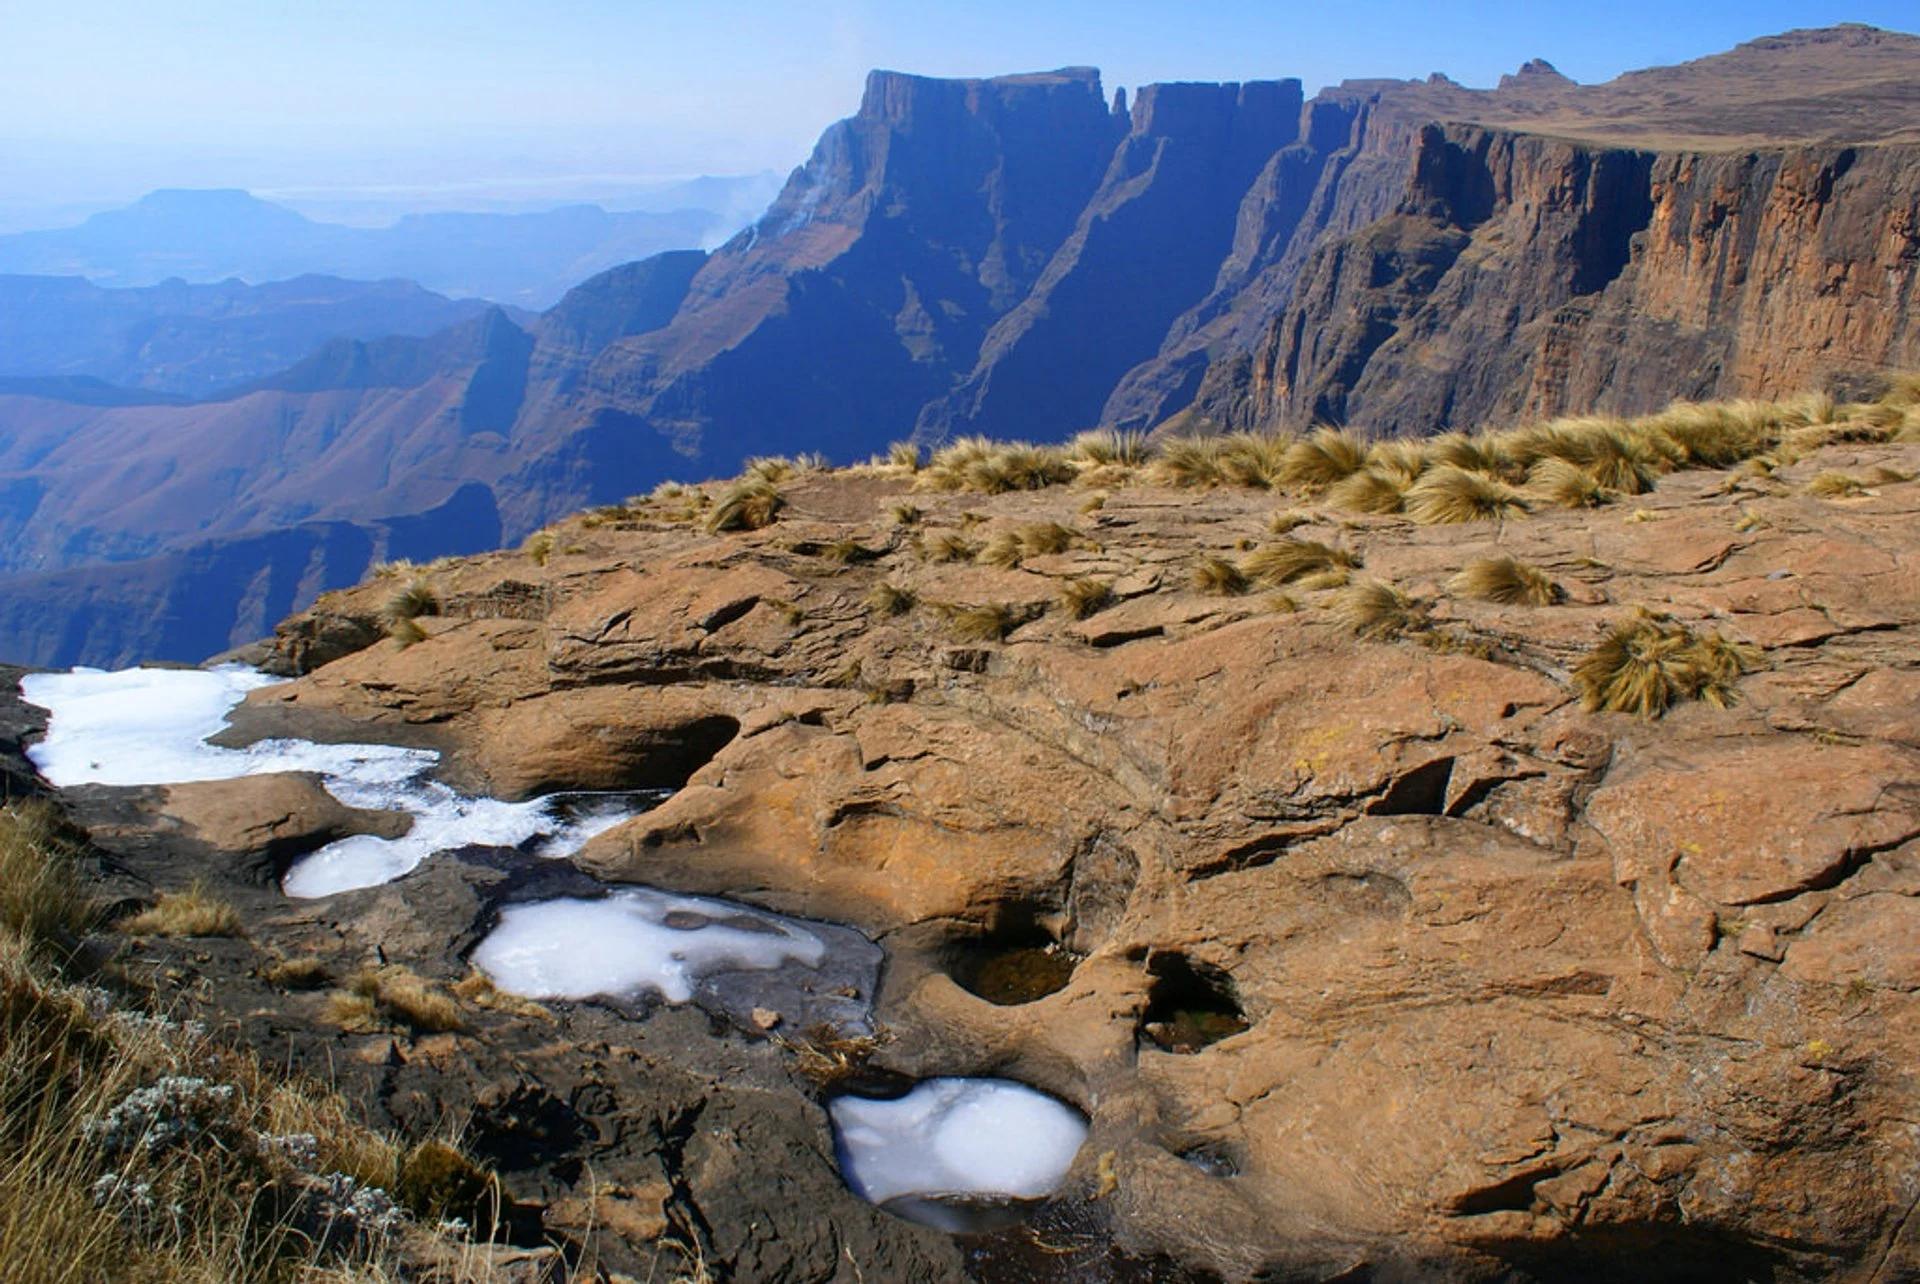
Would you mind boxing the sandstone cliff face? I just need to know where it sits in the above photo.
[1215,126,1920,434]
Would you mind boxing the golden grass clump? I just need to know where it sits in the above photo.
[866,582,917,617]
[522,529,556,567]
[379,578,440,631]
[261,956,332,990]
[1192,556,1251,596]
[1059,577,1115,620]
[118,882,244,939]
[332,965,466,1034]
[1529,456,1608,508]
[1449,556,1564,606]
[1280,428,1369,491]
[707,477,784,532]
[920,531,981,563]
[1573,616,1763,717]
[1427,431,1516,479]
[887,441,923,471]
[1365,439,1430,485]
[1329,579,1425,639]
[1146,436,1226,488]
[1406,466,1531,524]
[1645,400,1777,468]
[1069,428,1151,467]
[890,501,922,525]
[1216,432,1292,488]
[977,530,1025,569]
[0,803,94,960]
[1242,538,1357,587]
[1019,521,1076,556]
[939,602,1024,643]
[818,536,878,566]
[1325,467,1408,514]
[977,521,1076,568]
[1806,471,1867,498]
[919,437,1072,493]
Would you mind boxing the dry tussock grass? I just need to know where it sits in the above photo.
[1329,579,1425,639]
[1192,556,1251,596]
[118,882,244,939]
[0,803,507,1283]
[706,478,784,532]
[1242,538,1356,587]
[1449,557,1564,606]
[1059,577,1115,620]
[1573,616,1763,717]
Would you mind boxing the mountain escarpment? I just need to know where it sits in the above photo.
[4,26,1920,668]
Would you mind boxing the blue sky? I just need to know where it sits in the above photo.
[2,1,1914,225]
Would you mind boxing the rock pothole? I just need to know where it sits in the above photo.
[1139,952,1249,1053]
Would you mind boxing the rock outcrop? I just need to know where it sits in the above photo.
[29,424,1908,1280]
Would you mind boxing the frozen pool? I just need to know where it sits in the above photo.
[20,665,646,897]
[471,888,831,1004]
[829,1077,1088,1210]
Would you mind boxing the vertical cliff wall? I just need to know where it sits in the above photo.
[1207,125,1920,435]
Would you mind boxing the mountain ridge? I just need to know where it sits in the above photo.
[3,25,1918,667]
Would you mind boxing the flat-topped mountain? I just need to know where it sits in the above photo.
[2,26,1917,667]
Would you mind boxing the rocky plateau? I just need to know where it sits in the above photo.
[7,406,1919,1281]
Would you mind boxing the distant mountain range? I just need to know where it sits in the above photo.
[0,183,763,309]
[1,24,1917,668]
[0,274,510,399]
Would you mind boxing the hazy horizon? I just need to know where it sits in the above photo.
[4,1,1917,233]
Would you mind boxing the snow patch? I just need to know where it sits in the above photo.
[829,1078,1088,1206]
[471,889,828,1004]
[19,666,646,898]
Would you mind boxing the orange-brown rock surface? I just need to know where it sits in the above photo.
[191,425,1920,1281]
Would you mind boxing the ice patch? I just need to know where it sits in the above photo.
[471,889,829,1004]
[19,666,647,898]
[829,1078,1089,1206]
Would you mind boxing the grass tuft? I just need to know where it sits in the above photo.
[1146,437,1225,489]
[1192,556,1251,596]
[1529,457,1608,508]
[1449,557,1564,606]
[1070,428,1151,468]
[1280,428,1369,490]
[920,531,981,563]
[1807,471,1867,498]
[1573,616,1763,717]
[939,602,1025,643]
[1330,579,1425,639]
[1242,538,1357,587]
[335,966,465,1035]
[887,441,923,471]
[707,478,784,533]
[380,579,440,631]
[1325,467,1408,514]
[1059,578,1115,620]
[118,882,244,939]
[866,583,917,618]
[1406,466,1531,524]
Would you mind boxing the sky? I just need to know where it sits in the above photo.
[1,0,1915,228]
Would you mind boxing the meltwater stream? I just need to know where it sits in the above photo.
[19,664,1092,1229]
